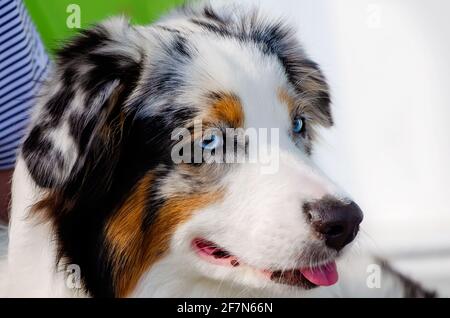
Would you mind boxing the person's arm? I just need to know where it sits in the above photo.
[0,169,13,223]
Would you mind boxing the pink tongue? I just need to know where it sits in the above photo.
[300,261,338,286]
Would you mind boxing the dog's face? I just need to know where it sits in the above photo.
[22,6,362,297]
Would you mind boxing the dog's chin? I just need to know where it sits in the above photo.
[191,238,339,291]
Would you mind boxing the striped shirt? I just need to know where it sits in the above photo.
[0,0,49,169]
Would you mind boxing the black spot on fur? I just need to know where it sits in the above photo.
[83,52,142,92]
[250,22,290,56]
[67,112,96,154]
[203,6,226,24]
[57,26,110,62]
[157,25,182,34]
[191,19,233,38]
[22,126,65,188]
[173,35,192,58]
[45,89,75,122]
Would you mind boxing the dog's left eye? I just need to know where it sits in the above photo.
[200,134,222,150]
[293,117,305,134]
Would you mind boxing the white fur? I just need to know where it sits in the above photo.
[4,158,78,297]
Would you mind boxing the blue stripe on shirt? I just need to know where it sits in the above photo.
[0,0,50,170]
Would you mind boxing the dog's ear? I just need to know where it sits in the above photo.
[22,17,144,189]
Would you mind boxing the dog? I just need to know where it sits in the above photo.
[0,1,434,297]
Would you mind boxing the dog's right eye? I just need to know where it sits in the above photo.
[200,134,222,150]
[293,117,305,134]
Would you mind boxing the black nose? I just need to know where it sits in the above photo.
[304,197,363,251]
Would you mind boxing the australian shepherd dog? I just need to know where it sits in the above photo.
[0,1,434,298]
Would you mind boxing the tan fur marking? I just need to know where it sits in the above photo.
[106,174,223,297]
[209,93,244,128]
[105,173,153,297]
[277,88,297,113]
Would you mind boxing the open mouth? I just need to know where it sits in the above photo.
[192,238,338,289]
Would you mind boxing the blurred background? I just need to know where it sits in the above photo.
[15,0,450,295]
[24,0,183,53]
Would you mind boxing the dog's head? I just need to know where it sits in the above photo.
[22,5,362,297]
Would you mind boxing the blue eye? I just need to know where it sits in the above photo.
[200,134,222,150]
[293,118,304,133]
